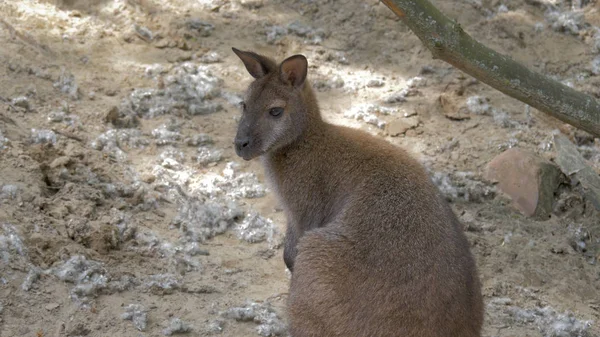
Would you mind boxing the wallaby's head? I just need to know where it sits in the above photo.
[232,47,312,161]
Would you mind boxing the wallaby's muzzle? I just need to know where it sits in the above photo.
[234,122,258,160]
[234,135,252,160]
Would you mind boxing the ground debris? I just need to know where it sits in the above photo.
[53,68,80,100]
[53,255,109,304]
[266,21,327,45]
[545,8,586,35]
[222,301,287,336]
[163,318,192,335]
[508,306,594,337]
[343,104,395,129]
[0,224,28,264]
[144,273,182,295]
[431,171,496,203]
[31,129,57,144]
[122,63,222,118]
[172,198,244,243]
[121,304,148,331]
[0,130,8,150]
[236,211,277,245]
[554,134,600,210]
[90,129,149,161]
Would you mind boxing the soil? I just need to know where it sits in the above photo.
[0,0,599,336]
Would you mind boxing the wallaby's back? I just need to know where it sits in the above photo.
[231,48,483,337]
[283,125,483,337]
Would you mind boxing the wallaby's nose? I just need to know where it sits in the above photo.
[234,137,251,155]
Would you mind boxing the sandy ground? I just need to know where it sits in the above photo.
[0,0,599,336]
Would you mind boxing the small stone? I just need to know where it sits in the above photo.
[406,76,427,88]
[205,319,225,334]
[185,134,213,146]
[484,148,561,219]
[177,52,193,62]
[419,66,435,75]
[163,318,191,335]
[178,41,191,51]
[50,156,72,169]
[121,304,148,332]
[387,117,419,137]
[105,106,119,124]
[155,39,171,49]
[199,51,222,64]
[439,93,470,121]
[240,0,263,9]
[135,25,154,41]
[141,173,156,184]
[11,96,31,111]
[366,79,385,88]
[385,91,407,104]
[186,19,214,37]
[45,303,60,311]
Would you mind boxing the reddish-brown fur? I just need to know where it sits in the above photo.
[232,48,484,337]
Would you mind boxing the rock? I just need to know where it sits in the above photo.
[386,117,419,137]
[484,148,562,219]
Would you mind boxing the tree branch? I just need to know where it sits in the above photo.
[381,0,600,137]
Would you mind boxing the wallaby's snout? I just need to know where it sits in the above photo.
[233,124,254,160]
[233,106,264,161]
[234,135,250,157]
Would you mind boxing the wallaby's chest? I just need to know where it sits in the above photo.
[263,155,340,230]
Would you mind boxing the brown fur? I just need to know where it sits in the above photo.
[232,48,484,337]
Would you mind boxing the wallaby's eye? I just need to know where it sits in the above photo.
[240,102,247,110]
[269,107,284,117]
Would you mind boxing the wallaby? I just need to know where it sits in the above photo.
[231,47,484,337]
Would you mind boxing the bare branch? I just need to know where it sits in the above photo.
[381,0,600,137]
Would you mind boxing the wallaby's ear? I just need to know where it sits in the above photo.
[279,55,308,88]
[232,47,272,79]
